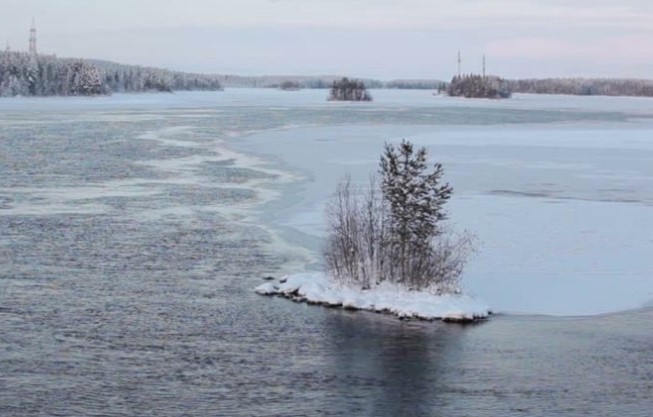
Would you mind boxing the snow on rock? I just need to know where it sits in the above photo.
[255,272,491,322]
[254,282,278,295]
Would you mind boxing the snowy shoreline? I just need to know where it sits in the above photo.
[255,273,491,323]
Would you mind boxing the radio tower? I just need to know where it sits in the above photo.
[29,18,37,55]
[457,50,461,77]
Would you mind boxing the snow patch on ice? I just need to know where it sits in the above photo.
[256,272,491,322]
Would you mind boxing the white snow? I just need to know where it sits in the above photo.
[255,273,491,322]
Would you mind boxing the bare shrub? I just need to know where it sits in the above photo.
[324,176,386,288]
[415,230,476,294]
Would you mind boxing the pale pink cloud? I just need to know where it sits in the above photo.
[486,35,653,63]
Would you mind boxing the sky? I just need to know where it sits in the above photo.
[2,0,653,80]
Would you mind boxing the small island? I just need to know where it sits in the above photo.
[256,140,490,322]
[328,77,373,101]
[256,273,490,322]
[278,80,301,91]
[448,74,512,99]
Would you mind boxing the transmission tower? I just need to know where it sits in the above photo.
[457,50,461,77]
[29,18,37,55]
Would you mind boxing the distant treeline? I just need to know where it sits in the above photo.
[91,60,222,93]
[0,51,222,97]
[218,74,449,90]
[217,74,385,89]
[261,76,653,96]
[385,79,445,90]
[506,78,653,97]
[445,76,653,99]
[5,50,653,99]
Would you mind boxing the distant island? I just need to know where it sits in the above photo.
[328,77,372,101]
[277,80,301,91]
[0,51,222,97]
[447,74,512,99]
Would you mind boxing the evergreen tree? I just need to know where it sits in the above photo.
[379,140,453,286]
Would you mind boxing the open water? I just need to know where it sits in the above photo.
[1,89,652,416]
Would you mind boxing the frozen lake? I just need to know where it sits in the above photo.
[229,90,653,316]
[1,89,652,416]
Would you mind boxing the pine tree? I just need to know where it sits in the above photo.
[379,140,453,285]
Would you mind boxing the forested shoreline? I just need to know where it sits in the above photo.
[506,78,653,97]
[3,49,653,98]
[214,74,653,98]
[0,51,222,97]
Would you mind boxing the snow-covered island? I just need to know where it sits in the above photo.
[256,273,491,323]
[256,140,491,322]
[256,140,491,323]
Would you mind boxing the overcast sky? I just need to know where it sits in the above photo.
[3,0,653,79]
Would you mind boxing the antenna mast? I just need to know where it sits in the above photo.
[457,50,461,77]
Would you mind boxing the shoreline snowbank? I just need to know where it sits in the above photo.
[255,273,491,323]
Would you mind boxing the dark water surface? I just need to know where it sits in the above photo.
[1,91,652,416]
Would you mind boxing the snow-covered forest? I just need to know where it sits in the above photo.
[92,59,223,93]
[507,78,653,97]
[0,51,222,97]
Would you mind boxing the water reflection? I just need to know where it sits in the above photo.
[324,311,471,416]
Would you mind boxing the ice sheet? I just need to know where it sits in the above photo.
[236,113,653,316]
